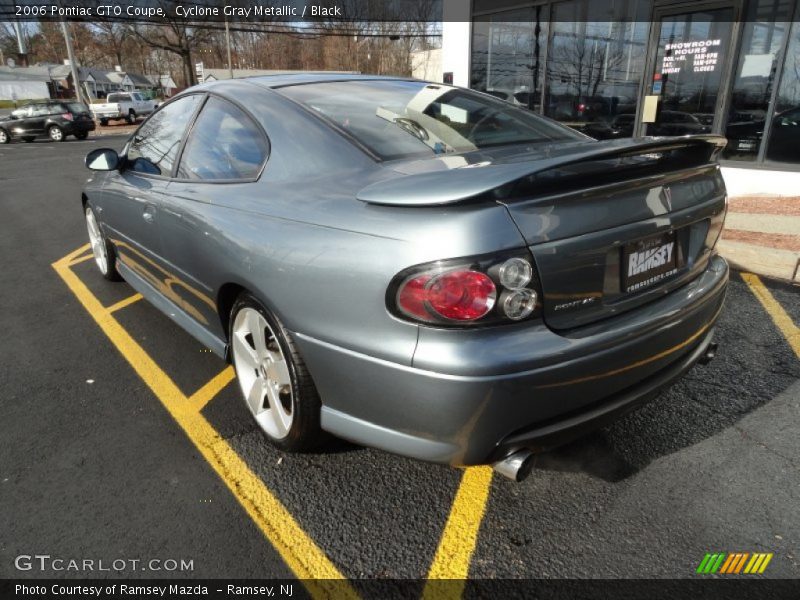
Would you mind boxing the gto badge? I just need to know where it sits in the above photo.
[554,297,599,311]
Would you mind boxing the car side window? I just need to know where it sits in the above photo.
[32,104,50,117]
[126,94,203,176]
[176,97,268,181]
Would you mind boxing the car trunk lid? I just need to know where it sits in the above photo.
[358,135,727,330]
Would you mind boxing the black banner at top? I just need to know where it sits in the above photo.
[1,0,443,23]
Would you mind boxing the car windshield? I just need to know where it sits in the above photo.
[68,103,88,113]
[279,79,582,160]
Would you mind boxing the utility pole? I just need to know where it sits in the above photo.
[61,20,85,104]
[12,21,28,66]
[225,17,233,79]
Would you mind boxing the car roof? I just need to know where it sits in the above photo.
[210,72,412,90]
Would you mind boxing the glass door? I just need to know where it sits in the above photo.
[638,2,741,136]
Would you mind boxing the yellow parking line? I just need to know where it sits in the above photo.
[52,250,358,600]
[68,253,95,266]
[422,466,493,599]
[187,366,236,412]
[741,273,800,359]
[62,243,91,264]
[107,293,143,314]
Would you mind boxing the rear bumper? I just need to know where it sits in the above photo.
[297,254,729,466]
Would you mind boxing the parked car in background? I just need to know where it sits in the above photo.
[584,114,636,139]
[81,76,728,481]
[650,111,712,136]
[0,100,95,143]
[724,106,800,162]
[92,92,159,126]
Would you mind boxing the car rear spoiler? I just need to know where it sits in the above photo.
[356,135,727,207]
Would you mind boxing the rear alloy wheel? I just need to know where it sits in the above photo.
[48,125,64,142]
[230,295,324,452]
[126,111,136,125]
[85,205,121,281]
[0,129,8,144]
[100,119,108,127]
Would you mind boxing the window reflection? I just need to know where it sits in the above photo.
[723,1,791,160]
[766,19,800,163]
[645,9,733,136]
[471,7,547,112]
[127,95,203,176]
[546,0,650,138]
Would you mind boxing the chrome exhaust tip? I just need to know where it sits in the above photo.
[492,450,536,482]
[699,342,718,365]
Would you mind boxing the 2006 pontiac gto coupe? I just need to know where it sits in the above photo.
[82,75,728,481]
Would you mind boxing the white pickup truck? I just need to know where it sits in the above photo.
[93,92,159,126]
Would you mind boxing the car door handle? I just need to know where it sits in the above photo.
[143,204,156,224]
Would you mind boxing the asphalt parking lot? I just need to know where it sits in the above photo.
[1,137,798,589]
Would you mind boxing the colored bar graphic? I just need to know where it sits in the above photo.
[700,552,774,575]
[697,553,714,574]
[719,554,735,574]
[758,553,773,574]
[733,553,749,574]
[711,553,726,573]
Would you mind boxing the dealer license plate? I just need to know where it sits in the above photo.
[622,231,678,293]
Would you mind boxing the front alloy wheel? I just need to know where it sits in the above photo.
[0,129,8,144]
[230,295,324,451]
[85,205,121,281]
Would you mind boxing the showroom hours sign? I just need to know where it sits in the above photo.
[662,39,722,75]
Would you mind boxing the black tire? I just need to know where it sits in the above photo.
[84,204,122,282]
[22,136,35,143]
[229,293,325,452]
[126,111,136,125]
[48,125,64,142]
[75,131,89,140]
[0,129,9,144]
[100,119,108,127]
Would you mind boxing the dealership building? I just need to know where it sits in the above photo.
[442,0,800,196]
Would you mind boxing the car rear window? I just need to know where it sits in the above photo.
[107,94,128,103]
[278,79,582,161]
[68,103,89,113]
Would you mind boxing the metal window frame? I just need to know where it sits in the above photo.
[754,0,800,164]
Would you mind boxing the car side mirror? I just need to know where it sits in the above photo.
[85,148,120,171]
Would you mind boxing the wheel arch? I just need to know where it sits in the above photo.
[217,282,247,346]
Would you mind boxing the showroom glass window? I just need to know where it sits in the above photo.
[471,6,548,112]
[765,16,800,163]
[545,0,651,138]
[126,94,203,176]
[723,0,793,161]
[177,97,269,180]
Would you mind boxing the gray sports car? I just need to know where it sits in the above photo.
[82,74,728,481]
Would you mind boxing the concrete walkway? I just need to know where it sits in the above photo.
[718,196,800,282]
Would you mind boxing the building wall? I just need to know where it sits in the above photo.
[442,0,472,86]
[0,80,49,101]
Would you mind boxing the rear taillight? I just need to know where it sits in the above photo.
[390,251,542,326]
[62,113,73,121]
[399,270,496,322]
